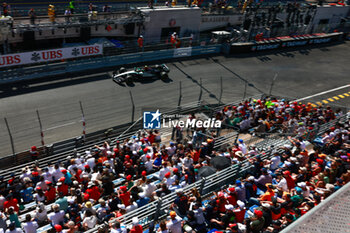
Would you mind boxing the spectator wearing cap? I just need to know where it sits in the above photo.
[235,180,246,202]
[210,204,235,229]
[249,209,265,233]
[57,177,69,196]
[54,224,62,233]
[44,181,56,203]
[259,202,272,228]
[238,139,247,155]
[61,169,72,185]
[22,214,38,233]
[166,211,182,233]
[4,194,18,213]
[48,204,65,227]
[136,192,150,208]
[6,221,23,233]
[85,181,101,202]
[118,186,130,206]
[130,217,143,233]
[245,176,258,200]
[226,187,237,206]
[52,164,64,183]
[30,146,39,161]
[159,162,171,180]
[233,200,246,223]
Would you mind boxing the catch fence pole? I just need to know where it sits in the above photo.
[79,101,86,141]
[4,117,16,161]
[129,91,135,123]
[36,110,45,152]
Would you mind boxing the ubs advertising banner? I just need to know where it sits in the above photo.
[0,45,103,68]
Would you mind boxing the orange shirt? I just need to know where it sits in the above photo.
[260,190,275,202]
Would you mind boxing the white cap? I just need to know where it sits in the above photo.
[262,203,270,208]
[237,200,245,208]
[107,151,112,155]
[248,176,255,181]
[225,204,234,211]
[132,217,139,225]
[176,188,183,194]
[297,182,306,188]
[132,151,137,155]
[118,204,125,209]
[139,192,145,198]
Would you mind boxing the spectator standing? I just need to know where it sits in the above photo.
[28,9,36,25]
[48,5,56,23]
[2,3,10,17]
[64,8,72,23]
[166,211,182,233]
[68,0,75,14]
[29,146,39,161]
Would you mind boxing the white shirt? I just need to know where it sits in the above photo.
[145,160,153,172]
[35,208,47,223]
[270,155,281,170]
[83,216,97,229]
[166,216,183,233]
[126,202,138,213]
[87,158,96,170]
[5,229,23,233]
[239,143,247,155]
[277,178,288,192]
[22,221,38,233]
[143,183,156,198]
[159,167,171,180]
[48,210,65,225]
[111,228,127,233]
[51,169,64,182]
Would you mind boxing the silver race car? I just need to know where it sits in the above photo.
[111,64,170,84]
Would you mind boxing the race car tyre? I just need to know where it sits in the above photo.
[119,67,126,74]
[160,72,168,79]
[126,75,133,84]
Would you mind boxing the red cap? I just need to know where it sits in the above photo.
[113,148,119,152]
[45,181,52,185]
[125,155,130,160]
[83,193,90,201]
[185,175,188,179]
[228,187,235,193]
[84,164,90,169]
[58,177,65,182]
[31,146,37,151]
[54,225,62,232]
[32,171,39,176]
[283,170,291,176]
[141,171,147,176]
[229,223,237,229]
[316,158,323,165]
[143,148,148,153]
[120,186,127,192]
[165,172,171,178]
[36,186,42,190]
[218,192,225,198]
[173,168,179,173]
[61,169,67,174]
[126,175,132,181]
[146,155,151,159]
[254,209,263,218]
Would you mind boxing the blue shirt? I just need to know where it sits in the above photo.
[64,172,72,184]
[20,187,34,203]
[136,197,150,207]
[154,157,162,167]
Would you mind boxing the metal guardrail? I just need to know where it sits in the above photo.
[281,180,350,233]
[0,100,207,179]
[0,45,222,85]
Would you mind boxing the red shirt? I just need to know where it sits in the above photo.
[120,191,131,206]
[58,184,69,196]
[234,209,246,223]
[130,225,143,233]
[226,195,237,206]
[45,187,56,201]
[4,199,19,212]
[75,169,83,183]
[86,186,101,201]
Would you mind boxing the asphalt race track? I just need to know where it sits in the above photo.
[0,41,349,157]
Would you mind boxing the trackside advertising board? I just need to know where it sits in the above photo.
[0,45,103,68]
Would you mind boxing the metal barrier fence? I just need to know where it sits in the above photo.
[0,100,212,178]
[0,44,222,85]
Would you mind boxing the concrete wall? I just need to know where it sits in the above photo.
[200,14,243,31]
[313,5,350,27]
[141,7,201,43]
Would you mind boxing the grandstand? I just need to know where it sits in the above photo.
[0,95,348,233]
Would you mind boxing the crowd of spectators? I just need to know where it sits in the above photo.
[0,97,348,233]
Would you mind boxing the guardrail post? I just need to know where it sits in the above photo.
[218,76,223,105]
[79,101,86,142]
[36,110,46,155]
[154,197,162,221]
[198,77,202,102]
[4,117,16,162]
[129,91,135,123]
[199,177,206,196]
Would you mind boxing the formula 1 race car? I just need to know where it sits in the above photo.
[111,64,170,84]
